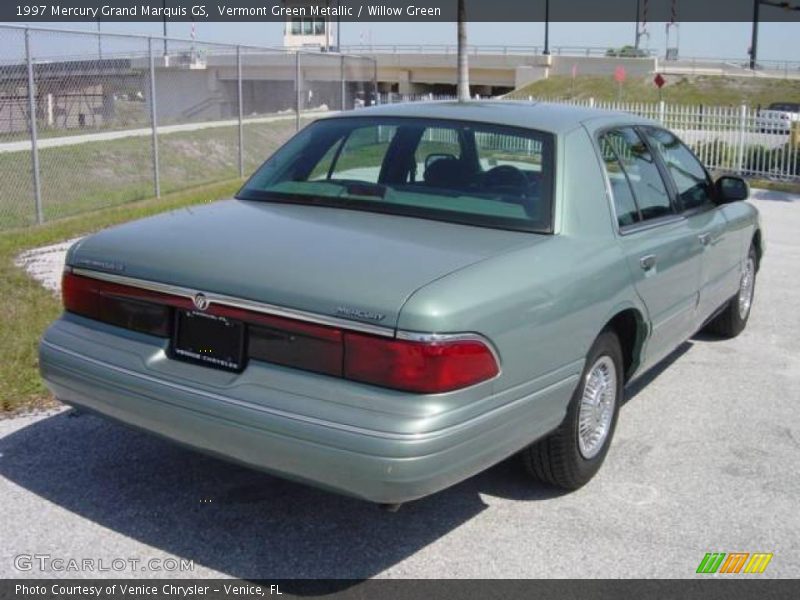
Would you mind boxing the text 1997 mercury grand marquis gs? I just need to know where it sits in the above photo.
[40,102,763,505]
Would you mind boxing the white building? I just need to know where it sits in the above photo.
[282,1,337,51]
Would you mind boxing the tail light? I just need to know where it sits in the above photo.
[343,333,499,393]
[62,270,499,393]
[62,271,171,337]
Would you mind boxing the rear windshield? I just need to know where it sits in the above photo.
[237,116,555,233]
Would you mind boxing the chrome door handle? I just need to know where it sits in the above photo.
[640,255,656,271]
[698,233,712,246]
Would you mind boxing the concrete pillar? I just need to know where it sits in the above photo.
[46,93,54,127]
[102,91,115,122]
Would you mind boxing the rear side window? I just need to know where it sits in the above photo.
[599,127,674,227]
[643,127,712,211]
[599,135,640,227]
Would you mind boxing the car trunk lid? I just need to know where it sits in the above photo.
[67,199,536,330]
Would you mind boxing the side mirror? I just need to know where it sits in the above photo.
[715,175,749,204]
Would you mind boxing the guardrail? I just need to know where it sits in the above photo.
[340,45,799,77]
[338,44,657,57]
[661,57,800,79]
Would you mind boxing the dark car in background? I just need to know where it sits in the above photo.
[756,102,800,134]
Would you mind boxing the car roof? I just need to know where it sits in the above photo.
[325,100,656,135]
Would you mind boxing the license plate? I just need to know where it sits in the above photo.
[172,310,246,372]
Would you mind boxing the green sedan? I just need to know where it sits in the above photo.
[39,101,763,505]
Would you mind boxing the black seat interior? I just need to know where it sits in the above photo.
[423,157,465,188]
[483,165,529,192]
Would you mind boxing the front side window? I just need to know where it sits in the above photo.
[600,127,674,226]
[238,117,556,233]
[643,127,712,211]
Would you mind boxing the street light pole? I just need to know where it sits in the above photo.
[749,0,760,70]
[456,0,469,102]
[543,0,550,55]
[162,0,168,56]
[634,0,641,50]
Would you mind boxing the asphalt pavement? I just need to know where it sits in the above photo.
[1,188,798,579]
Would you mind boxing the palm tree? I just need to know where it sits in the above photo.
[457,0,470,101]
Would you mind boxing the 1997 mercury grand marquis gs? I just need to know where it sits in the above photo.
[40,102,763,504]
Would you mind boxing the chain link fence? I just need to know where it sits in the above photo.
[0,24,376,230]
[5,25,797,231]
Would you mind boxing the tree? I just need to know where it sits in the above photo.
[457,0,470,101]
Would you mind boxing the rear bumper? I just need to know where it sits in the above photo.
[39,316,577,503]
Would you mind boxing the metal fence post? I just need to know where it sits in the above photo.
[736,103,747,175]
[295,51,301,131]
[237,45,244,178]
[148,37,161,198]
[340,55,346,111]
[25,28,43,224]
[373,58,379,105]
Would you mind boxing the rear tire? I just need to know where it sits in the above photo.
[704,245,757,338]
[521,331,623,490]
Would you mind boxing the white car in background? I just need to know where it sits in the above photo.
[756,102,800,134]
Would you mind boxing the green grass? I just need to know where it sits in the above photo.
[747,179,800,195]
[509,75,800,106]
[0,179,241,415]
[0,118,152,143]
[0,118,304,230]
[0,99,151,143]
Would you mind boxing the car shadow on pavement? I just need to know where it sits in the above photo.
[0,410,565,581]
[622,341,692,406]
[750,189,799,203]
[691,331,736,344]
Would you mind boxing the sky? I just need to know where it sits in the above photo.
[4,20,800,62]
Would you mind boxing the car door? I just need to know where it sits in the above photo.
[641,127,741,326]
[598,127,703,369]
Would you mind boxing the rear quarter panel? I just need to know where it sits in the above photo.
[397,126,646,418]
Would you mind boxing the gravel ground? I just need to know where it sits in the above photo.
[1,189,798,579]
[15,238,82,294]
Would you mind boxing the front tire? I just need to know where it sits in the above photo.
[705,244,757,338]
[521,331,623,490]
